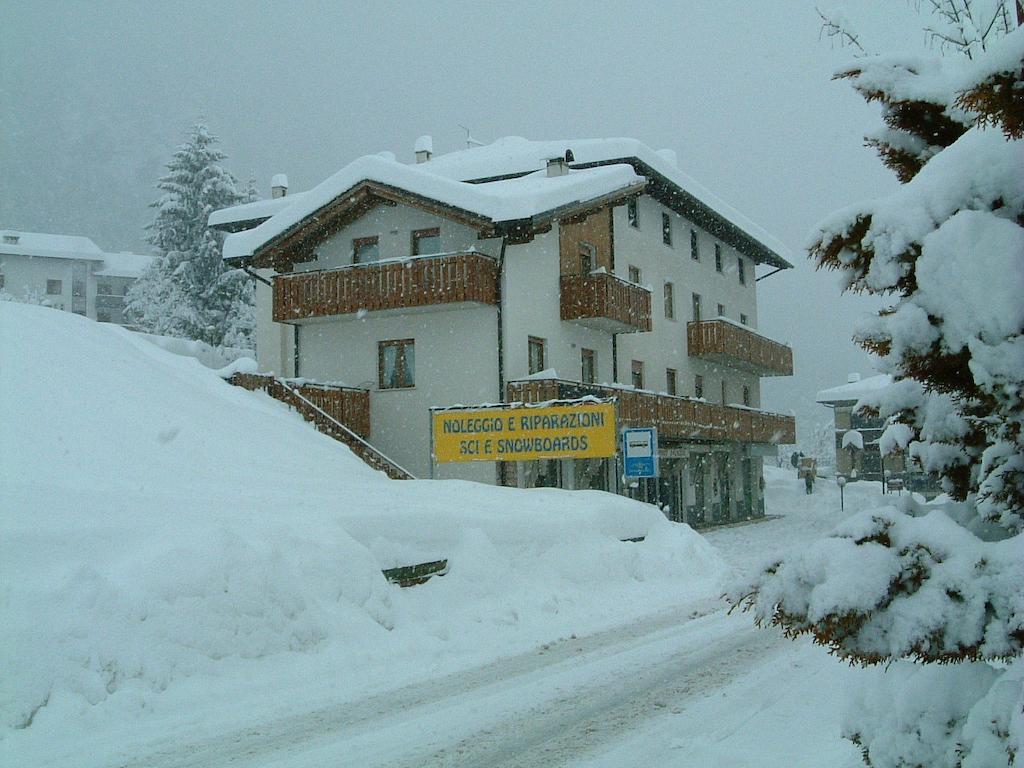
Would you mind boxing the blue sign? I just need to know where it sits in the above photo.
[622,427,658,478]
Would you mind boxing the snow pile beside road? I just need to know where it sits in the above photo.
[0,303,726,756]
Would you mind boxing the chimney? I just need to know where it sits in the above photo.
[414,134,433,163]
[271,173,288,199]
[546,149,574,177]
[847,372,862,383]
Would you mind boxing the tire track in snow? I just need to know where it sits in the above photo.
[121,598,777,768]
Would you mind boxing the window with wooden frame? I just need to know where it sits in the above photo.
[694,374,704,399]
[664,281,675,319]
[666,368,677,396]
[628,265,641,285]
[578,242,595,274]
[662,212,672,246]
[690,229,700,261]
[715,243,723,273]
[353,236,380,264]
[738,256,747,285]
[627,198,639,228]
[46,279,62,295]
[378,339,415,389]
[528,336,546,375]
[581,348,596,384]
[743,385,751,407]
[740,313,748,325]
[631,360,644,390]
[411,227,441,256]
[691,292,702,321]
[717,303,725,318]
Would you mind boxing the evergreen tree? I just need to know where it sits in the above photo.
[732,15,1023,768]
[126,123,254,348]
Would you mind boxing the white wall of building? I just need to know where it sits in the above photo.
[0,254,96,317]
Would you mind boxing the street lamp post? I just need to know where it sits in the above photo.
[837,475,847,512]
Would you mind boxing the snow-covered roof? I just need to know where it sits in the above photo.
[816,374,892,404]
[0,229,104,261]
[95,252,154,278]
[208,192,310,231]
[420,136,791,264]
[222,155,645,262]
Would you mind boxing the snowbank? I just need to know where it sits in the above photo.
[0,303,726,761]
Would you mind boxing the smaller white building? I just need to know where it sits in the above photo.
[0,230,152,326]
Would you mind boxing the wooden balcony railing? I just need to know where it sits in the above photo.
[687,319,793,376]
[560,272,652,333]
[273,251,499,323]
[507,379,795,445]
[229,372,371,439]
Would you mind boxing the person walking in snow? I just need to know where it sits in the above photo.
[804,472,814,495]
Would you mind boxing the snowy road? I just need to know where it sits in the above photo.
[121,600,789,768]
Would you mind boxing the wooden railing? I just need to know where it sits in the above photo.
[227,373,413,479]
[687,319,793,376]
[560,272,652,333]
[507,379,795,445]
[273,251,499,322]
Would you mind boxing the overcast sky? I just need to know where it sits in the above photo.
[1,1,933,433]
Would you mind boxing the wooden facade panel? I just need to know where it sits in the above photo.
[686,319,793,376]
[559,272,652,333]
[507,379,795,445]
[559,207,613,276]
[272,252,499,322]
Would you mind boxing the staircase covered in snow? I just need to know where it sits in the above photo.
[227,373,413,480]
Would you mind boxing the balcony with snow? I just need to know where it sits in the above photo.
[559,271,652,334]
[507,378,795,445]
[272,250,500,323]
[686,318,793,376]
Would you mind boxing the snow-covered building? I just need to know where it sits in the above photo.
[0,230,152,326]
[816,372,926,489]
[212,137,796,526]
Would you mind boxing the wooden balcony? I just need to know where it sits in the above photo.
[687,319,793,376]
[507,379,795,445]
[560,272,652,334]
[273,251,499,323]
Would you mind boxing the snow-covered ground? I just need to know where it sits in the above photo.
[1,303,895,767]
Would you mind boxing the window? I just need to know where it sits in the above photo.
[631,360,644,390]
[628,265,641,285]
[740,313,748,325]
[353,236,380,264]
[581,348,596,384]
[721,380,728,404]
[717,303,725,318]
[738,257,747,285]
[743,385,751,407]
[378,339,415,389]
[97,282,112,296]
[666,368,677,396]
[0,274,4,290]
[664,282,675,319]
[97,310,111,323]
[578,242,595,274]
[690,229,699,261]
[661,212,672,246]
[627,198,639,228]
[72,280,86,298]
[528,336,546,375]
[46,279,62,295]
[715,243,723,273]
[412,227,441,256]
[2,234,19,245]
[691,292,702,321]
[694,374,704,399]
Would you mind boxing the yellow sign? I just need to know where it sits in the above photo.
[432,402,617,463]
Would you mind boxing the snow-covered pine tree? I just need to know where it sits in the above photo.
[126,123,254,348]
[731,19,1023,768]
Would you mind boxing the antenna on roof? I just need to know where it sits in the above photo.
[457,124,485,149]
